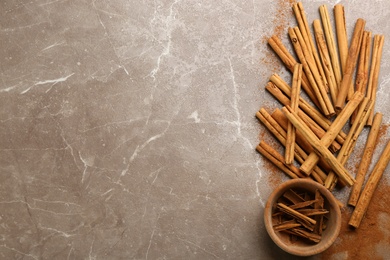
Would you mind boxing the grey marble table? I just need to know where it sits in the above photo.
[1,0,390,259]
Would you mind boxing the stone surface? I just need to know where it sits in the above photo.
[1,0,390,259]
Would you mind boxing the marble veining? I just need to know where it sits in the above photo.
[1,0,390,259]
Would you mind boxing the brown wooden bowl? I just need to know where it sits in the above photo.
[264,178,341,256]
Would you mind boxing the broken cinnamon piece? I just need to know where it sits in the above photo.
[296,208,329,217]
[273,221,302,231]
[289,199,319,210]
[277,203,316,231]
[283,189,305,204]
[314,189,325,235]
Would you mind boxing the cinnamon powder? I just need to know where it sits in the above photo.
[260,0,296,74]
[321,176,390,259]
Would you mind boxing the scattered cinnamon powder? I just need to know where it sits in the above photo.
[265,155,284,189]
[272,0,296,39]
[321,176,390,259]
[260,0,296,74]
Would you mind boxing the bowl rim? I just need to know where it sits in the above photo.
[264,178,341,256]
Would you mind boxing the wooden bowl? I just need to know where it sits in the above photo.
[264,178,341,256]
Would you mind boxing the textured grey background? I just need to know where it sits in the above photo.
[1,0,390,259]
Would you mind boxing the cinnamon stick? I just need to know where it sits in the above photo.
[282,105,355,186]
[349,140,390,228]
[300,92,364,176]
[286,64,302,164]
[293,26,335,116]
[313,19,338,105]
[366,35,385,125]
[293,2,329,94]
[320,5,342,92]
[351,31,372,124]
[277,202,317,225]
[268,35,320,108]
[288,27,331,116]
[355,31,372,95]
[348,113,382,206]
[335,19,365,111]
[334,5,348,76]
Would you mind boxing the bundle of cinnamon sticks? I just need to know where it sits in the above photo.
[257,2,390,231]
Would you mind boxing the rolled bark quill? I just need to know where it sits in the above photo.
[319,5,342,92]
[313,19,338,105]
[335,19,365,111]
[268,36,321,109]
[348,113,382,206]
[292,2,329,94]
[293,26,335,116]
[288,27,333,116]
[351,31,372,125]
[282,105,355,186]
[299,92,364,176]
[286,64,303,165]
[349,139,390,228]
[334,4,348,74]
[366,35,385,125]
[256,108,327,183]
